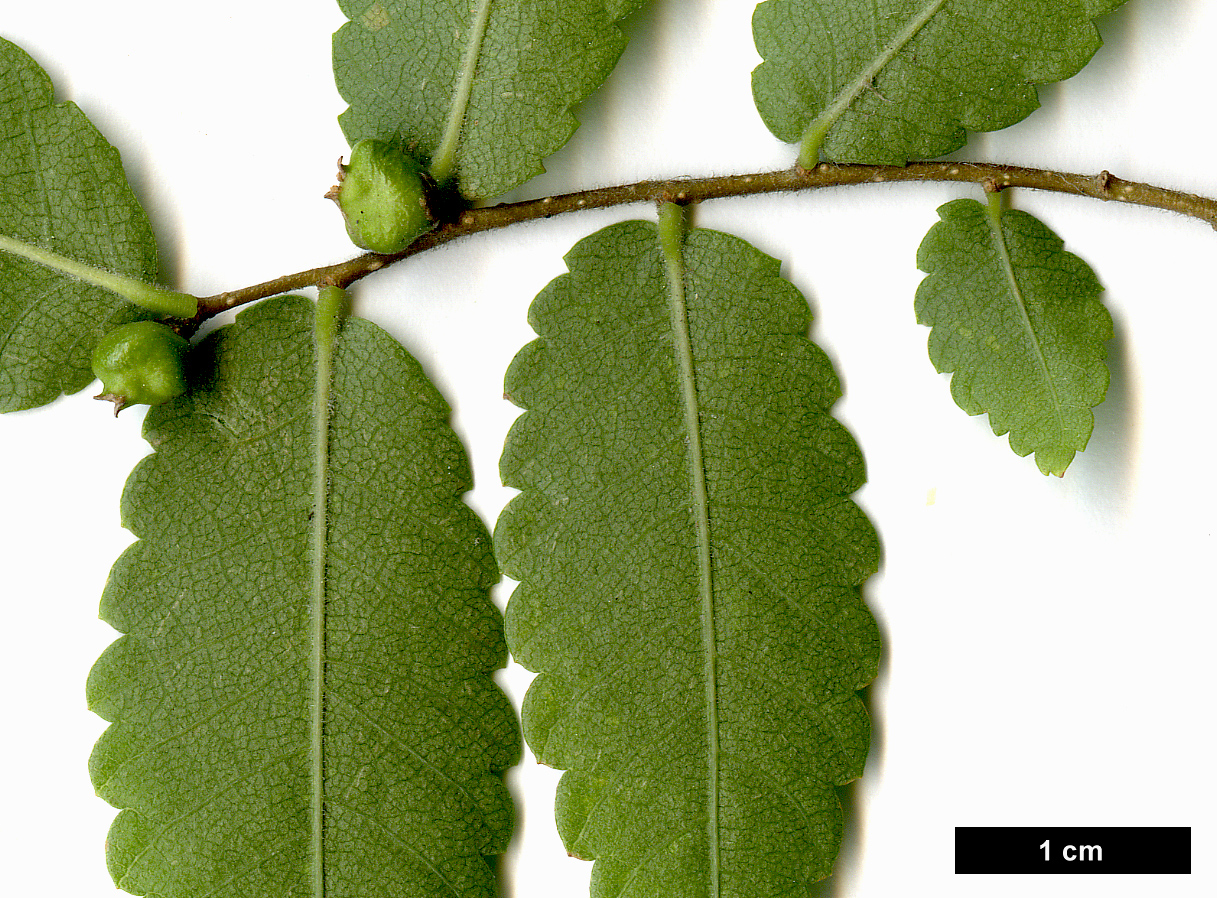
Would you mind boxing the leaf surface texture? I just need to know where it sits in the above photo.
[0,38,160,412]
[752,0,1128,165]
[87,296,518,897]
[333,0,644,200]
[915,198,1113,475]
[496,217,881,896]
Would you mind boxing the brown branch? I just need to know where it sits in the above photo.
[192,161,1217,322]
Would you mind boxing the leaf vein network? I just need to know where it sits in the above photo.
[570,705,702,849]
[321,794,463,898]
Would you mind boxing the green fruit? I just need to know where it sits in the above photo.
[330,139,436,254]
[91,321,190,415]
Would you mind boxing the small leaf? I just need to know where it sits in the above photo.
[0,38,165,412]
[333,0,644,200]
[496,213,881,896]
[752,0,1128,167]
[87,296,518,897]
[915,197,1113,476]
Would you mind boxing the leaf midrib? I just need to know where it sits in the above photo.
[429,0,494,184]
[658,207,720,898]
[800,0,949,165]
[310,297,339,898]
[984,198,1067,442]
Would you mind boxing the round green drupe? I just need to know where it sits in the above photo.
[91,320,190,415]
[333,139,436,254]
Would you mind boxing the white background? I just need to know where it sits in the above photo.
[0,1,1212,896]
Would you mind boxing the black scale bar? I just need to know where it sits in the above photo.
[955,826,1191,874]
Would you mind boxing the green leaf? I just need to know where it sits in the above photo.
[0,38,165,413]
[333,0,643,200]
[496,210,881,896]
[87,295,518,897]
[751,0,1128,167]
[605,0,645,17]
[915,197,1113,476]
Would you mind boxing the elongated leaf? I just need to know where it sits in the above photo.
[752,0,1127,166]
[333,0,643,200]
[87,296,518,897]
[915,197,1113,475]
[0,38,162,412]
[496,213,881,896]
